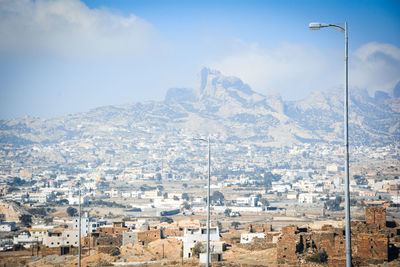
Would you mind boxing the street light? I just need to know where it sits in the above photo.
[78,186,82,267]
[193,136,211,267]
[309,22,351,267]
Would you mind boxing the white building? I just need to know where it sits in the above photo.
[29,224,54,240]
[236,196,258,207]
[182,227,222,258]
[28,192,49,203]
[43,229,79,248]
[0,222,17,232]
[13,232,38,248]
[67,194,90,205]
[286,191,298,200]
[298,193,318,204]
[271,183,291,193]
[72,213,106,237]
[240,233,265,244]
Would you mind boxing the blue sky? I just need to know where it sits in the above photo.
[0,0,399,118]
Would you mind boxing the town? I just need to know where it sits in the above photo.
[0,140,399,266]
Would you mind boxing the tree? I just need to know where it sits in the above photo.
[224,208,232,217]
[183,183,188,189]
[259,198,269,207]
[110,247,120,256]
[156,185,164,191]
[182,193,189,201]
[19,214,32,227]
[163,192,168,199]
[231,221,240,230]
[192,242,204,258]
[66,207,78,217]
[28,208,47,217]
[182,201,191,210]
[211,191,225,205]
[173,195,179,201]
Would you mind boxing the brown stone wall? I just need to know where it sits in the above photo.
[163,227,183,237]
[96,246,119,254]
[365,206,386,228]
[94,235,122,247]
[39,245,78,257]
[137,229,162,245]
[277,226,303,264]
[353,233,388,262]
[97,226,128,236]
[247,223,272,233]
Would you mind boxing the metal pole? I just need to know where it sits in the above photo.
[206,135,211,267]
[344,22,351,267]
[78,188,81,267]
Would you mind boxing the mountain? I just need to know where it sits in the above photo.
[1,67,399,150]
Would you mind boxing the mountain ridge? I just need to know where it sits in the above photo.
[1,67,399,147]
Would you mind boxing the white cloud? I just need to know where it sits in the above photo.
[352,42,400,95]
[208,41,342,100]
[209,40,400,99]
[0,0,158,59]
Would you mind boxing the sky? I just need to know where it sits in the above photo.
[0,0,399,118]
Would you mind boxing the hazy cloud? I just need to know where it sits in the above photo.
[0,0,157,60]
[209,41,342,100]
[209,41,400,99]
[352,42,400,95]
[0,0,169,118]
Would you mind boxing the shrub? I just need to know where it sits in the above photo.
[110,248,120,256]
[192,242,204,258]
[306,250,328,263]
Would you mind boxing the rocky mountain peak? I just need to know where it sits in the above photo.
[193,67,264,106]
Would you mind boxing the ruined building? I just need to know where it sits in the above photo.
[277,206,400,266]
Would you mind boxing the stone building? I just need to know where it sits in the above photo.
[83,232,122,254]
[122,228,162,246]
[96,221,128,236]
[277,206,399,266]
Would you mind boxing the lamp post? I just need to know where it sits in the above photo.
[309,22,351,267]
[78,186,82,267]
[193,136,211,267]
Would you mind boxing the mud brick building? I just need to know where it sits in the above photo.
[364,206,386,228]
[96,221,128,236]
[80,222,127,254]
[122,228,162,246]
[277,206,399,266]
[83,233,122,254]
[246,223,272,233]
[163,226,184,237]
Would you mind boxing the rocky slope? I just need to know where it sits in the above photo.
[0,68,399,148]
